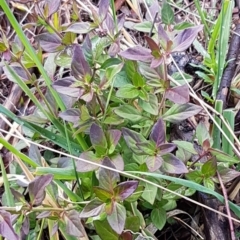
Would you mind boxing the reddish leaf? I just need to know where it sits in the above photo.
[77,151,101,172]
[165,84,189,104]
[146,155,163,172]
[80,198,105,218]
[114,181,139,201]
[145,36,159,52]
[119,46,152,61]
[35,33,62,52]
[71,44,91,80]
[64,210,85,237]
[0,210,20,240]
[172,25,203,52]
[28,174,53,206]
[107,202,126,234]
[161,153,188,174]
[150,118,166,147]
[99,158,120,192]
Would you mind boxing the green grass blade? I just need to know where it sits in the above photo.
[222,109,235,156]
[129,171,240,218]
[0,0,65,111]
[212,100,223,149]
[212,0,233,98]
[0,156,15,207]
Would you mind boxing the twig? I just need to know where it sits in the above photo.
[217,20,240,108]
[217,171,236,240]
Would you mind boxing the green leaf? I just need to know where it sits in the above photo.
[94,219,119,240]
[172,140,197,154]
[133,21,153,33]
[125,216,140,232]
[151,208,167,230]
[116,84,139,99]
[201,158,217,178]
[161,2,174,25]
[114,105,146,122]
[203,178,215,190]
[139,93,158,115]
[185,170,203,184]
[141,179,158,205]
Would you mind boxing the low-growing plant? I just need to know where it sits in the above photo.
[1,0,240,239]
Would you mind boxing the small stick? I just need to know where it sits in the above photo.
[217,171,236,240]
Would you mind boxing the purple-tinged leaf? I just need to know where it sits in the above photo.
[3,65,29,82]
[150,57,164,68]
[150,118,166,147]
[93,187,113,202]
[119,46,152,61]
[71,45,91,80]
[122,128,149,154]
[80,198,105,218]
[59,109,80,123]
[80,88,94,102]
[77,151,101,172]
[45,0,60,16]
[108,41,120,57]
[147,0,160,21]
[107,129,121,154]
[161,153,188,174]
[104,14,114,35]
[21,217,29,237]
[117,13,125,31]
[111,154,124,171]
[90,123,107,154]
[171,25,203,52]
[99,158,120,192]
[64,210,85,237]
[51,222,59,237]
[146,155,163,172]
[158,23,170,50]
[0,210,20,240]
[11,188,27,204]
[159,143,176,155]
[165,84,189,104]
[107,202,126,234]
[35,33,62,52]
[163,103,202,123]
[82,34,92,57]
[37,211,51,219]
[65,22,92,34]
[114,181,138,201]
[52,77,82,98]
[217,168,240,183]
[28,174,53,206]
[98,0,110,21]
